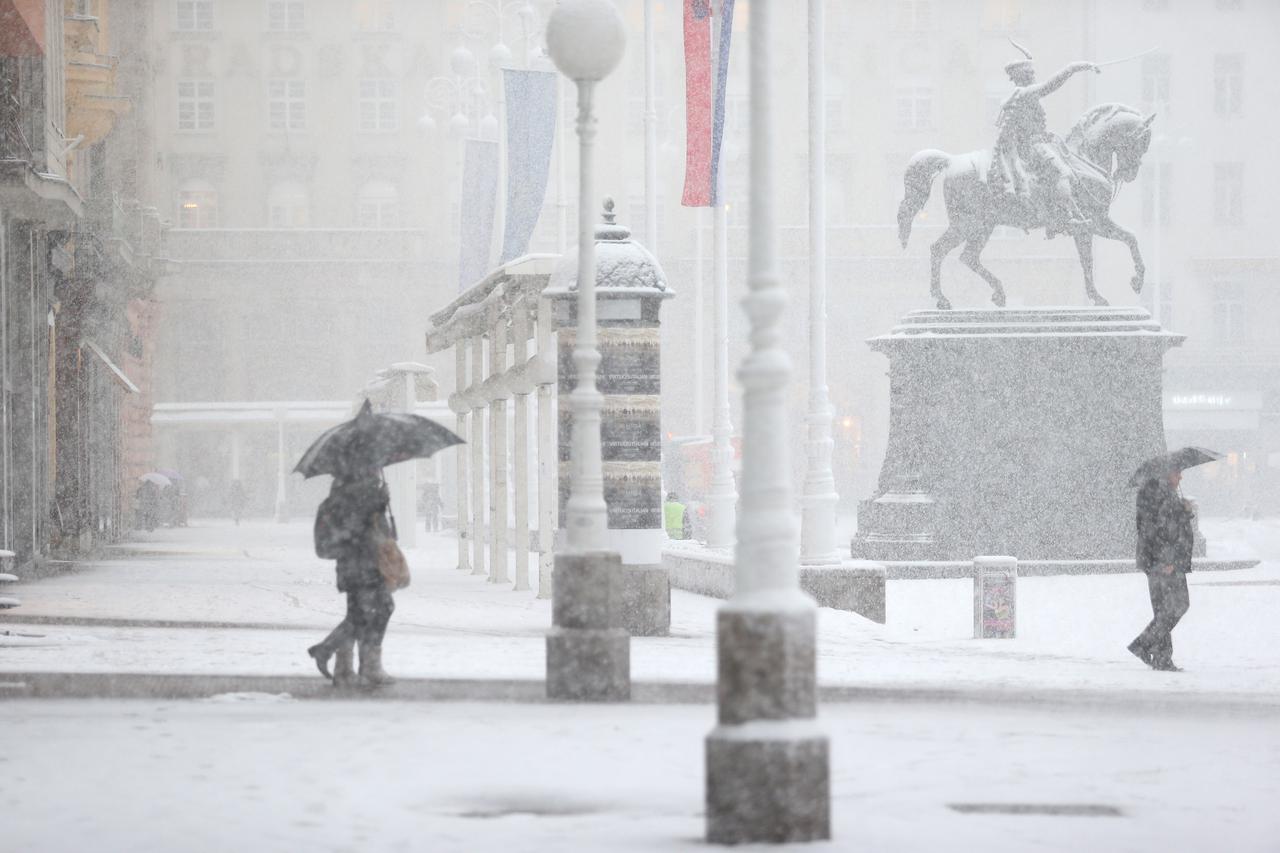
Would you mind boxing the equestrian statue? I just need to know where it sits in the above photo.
[898,40,1157,310]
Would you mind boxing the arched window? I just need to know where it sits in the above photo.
[268,181,310,228]
[177,179,218,228]
[357,180,399,228]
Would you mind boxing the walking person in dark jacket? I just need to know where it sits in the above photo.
[1128,469,1195,672]
[307,468,397,687]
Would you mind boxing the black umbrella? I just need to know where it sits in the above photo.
[294,399,465,479]
[1128,446,1223,487]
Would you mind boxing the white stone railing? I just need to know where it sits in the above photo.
[428,255,560,597]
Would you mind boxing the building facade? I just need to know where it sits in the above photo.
[145,0,459,518]
[0,0,167,573]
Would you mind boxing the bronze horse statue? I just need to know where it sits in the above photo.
[898,104,1155,310]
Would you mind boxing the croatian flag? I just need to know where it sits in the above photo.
[681,0,735,207]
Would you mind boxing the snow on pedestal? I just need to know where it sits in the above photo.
[852,307,1184,564]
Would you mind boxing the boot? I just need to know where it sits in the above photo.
[358,643,395,687]
[332,644,357,688]
[306,643,333,680]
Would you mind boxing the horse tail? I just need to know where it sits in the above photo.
[898,150,950,248]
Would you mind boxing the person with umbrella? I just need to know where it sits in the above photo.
[299,400,463,688]
[1127,447,1220,672]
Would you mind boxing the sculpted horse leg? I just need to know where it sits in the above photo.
[1091,214,1146,294]
[1072,231,1109,306]
[959,225,1005,307]
[930,226,965,310]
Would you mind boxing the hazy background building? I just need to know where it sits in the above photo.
[140,0,1278,523]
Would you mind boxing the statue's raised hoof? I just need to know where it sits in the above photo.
[991,291,1007,308]
[936,297,953,310]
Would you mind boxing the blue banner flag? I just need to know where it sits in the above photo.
[458,137,499,291]
[501,69,558,264]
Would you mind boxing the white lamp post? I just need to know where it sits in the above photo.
[544,0,630,702]
[705,0,830,843]
[800,0,838,565]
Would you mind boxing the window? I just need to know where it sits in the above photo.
[359,79,398,132]
[1140,162,1172,227]
[1212,281,1248,345]
[355,0,395,31]
[1141,54,1171,115]
[177,80,215,131]
[982,0,1021,30]
[357,181,399,228]
[896,86,932,131]
[896,0,932,31]
[268,1,305,32]
[176,0,214,30]
[73,0,98,17]
[1214,162,1243,226]
[268,181,309,227]
[177,179,218,228]
[268,79,306,131]
[1214,54,1243,117]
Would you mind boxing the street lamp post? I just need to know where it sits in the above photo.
[544,0,630,703]
[800,0,838,565]
[705,0,830,843]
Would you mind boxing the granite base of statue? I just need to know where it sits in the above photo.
[851,307,1183,563]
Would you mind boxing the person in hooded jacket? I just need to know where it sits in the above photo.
[307,467,396,687]
[1128,468,1195,672]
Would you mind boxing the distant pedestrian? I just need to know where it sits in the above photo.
[1128,469,1195,672]
[228,480,247,526]
[308,467,397,688]
[421,481,443,532]
[664,491,691,541]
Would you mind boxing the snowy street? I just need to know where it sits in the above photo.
[3,697,1276,853]
[3,519,1279,701]
[2,519,1279,850]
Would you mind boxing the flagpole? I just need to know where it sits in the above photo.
[644,0,658,251]
[705,0,735,549]
[801,0,838,565]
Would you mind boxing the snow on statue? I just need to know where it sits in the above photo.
[897,38,1157,310]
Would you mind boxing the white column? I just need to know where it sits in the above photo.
[229,430,242,481]
[273,412,288,523]
[399,372,419,550]
[535,295,557,599]
[489,314,510,584]
[706,205,736,547]
[643,0,658,252]
[470,335,488,577]
[706,1,829,840]
[800,0,839,565]
[453,345,471,572]
[512,299,532,591]
[564,79,608,554]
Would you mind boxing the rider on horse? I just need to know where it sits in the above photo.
[989,43,1100,234]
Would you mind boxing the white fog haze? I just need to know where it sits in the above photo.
[0,1,1277,850]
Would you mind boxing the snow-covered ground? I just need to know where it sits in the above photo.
[2,518,1278,700]
[2,697,1276,853]
[3,519,1279,851]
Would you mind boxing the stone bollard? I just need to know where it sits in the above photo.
[0,550,19,610]
[973,556,1017,639]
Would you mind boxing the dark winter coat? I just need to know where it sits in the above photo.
[314,475,392,592]
[1135,478,1195,575]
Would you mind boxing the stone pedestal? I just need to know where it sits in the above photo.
[546,551,630,701]
[852,307,1183,562]
[706,607,830,844]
